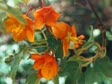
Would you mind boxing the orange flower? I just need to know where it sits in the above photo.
[51,22,85,57]
[4,14,34,42]
[31,53,58,80]
[34,6,60,30]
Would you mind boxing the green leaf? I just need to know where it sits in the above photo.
[0,21,5,33]
[26,72,40,84]
[52,75,59,84]
[46,31,63,59]
[55,41,63,59]
[0,0,26,24]
[85,57,112,84]
[0,0,7,10]
[85,66,104,84]
[94,57,112,78]
[59,61,81,84]
[9,45,28,83]
[7,6,26,24]
[78,73,85,84]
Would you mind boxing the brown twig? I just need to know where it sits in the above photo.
[39,0,45,7]
[25,7,33,16]
[87,0,106,48]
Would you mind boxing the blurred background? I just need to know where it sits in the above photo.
[0,0,112,84]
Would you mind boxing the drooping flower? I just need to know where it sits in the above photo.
[31,53,58,80]
[34,6,60,30]
[51,22,85,56]
[4,14,34,42]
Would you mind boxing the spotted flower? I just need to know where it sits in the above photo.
[34,6,60,30]
[4,14,34,42]
[51,22,85,56]
[31,53,58,80]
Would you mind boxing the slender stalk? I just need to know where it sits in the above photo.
[25,7,33,16]
[39,0,44,7]
[87,0,106,48]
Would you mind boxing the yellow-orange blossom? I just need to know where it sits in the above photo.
[34,6,60,30]
[31,53,58,80]
[4,14,34,42]
[51,22,85,56]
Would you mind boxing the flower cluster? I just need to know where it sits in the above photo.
[4,5,85,80]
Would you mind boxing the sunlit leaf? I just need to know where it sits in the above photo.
[0,1,26,24]
[9,45,28,82]
[0,21,5,33]
[7,6,26,24]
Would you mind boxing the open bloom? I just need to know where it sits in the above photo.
[31,53,58,80]
[4,14,34,42]
[34,6,60,30]
[51,22,85,56]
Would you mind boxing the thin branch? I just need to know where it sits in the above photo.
[38,0,45,7]
[25,7,33,16]
[87,0,106,48]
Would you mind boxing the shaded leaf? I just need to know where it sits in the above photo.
[94,57,112,78]
[26,72,39,84]
[85,66,104,84]
[59,61,81,84]
[46,31,63,59]
[85,57,112,84]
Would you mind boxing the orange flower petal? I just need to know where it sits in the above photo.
[33,59,45,70]
[23,15,34,42]
[71,25,77,37]
[34,6,60,30]
[31,53,58,80]
[26,28,34,42]
[51,22,70,39]
[33,16,45,30]
[63,39,70,57]
[12,28,26,41]
[31,54,45,69]
[31,54,42,60]
[45,6,60,26]
[41,61,58,80]
[4,14,34,42]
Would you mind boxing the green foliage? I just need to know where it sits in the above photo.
[85,65,104,84]
[85,57,112,84]
[26,73,39,84]
[0,0,112,84]
[0,0,26,24]
[59,61,81,84]
[94,57,112,78]
[9,45,29,83]
[46,31,63,59]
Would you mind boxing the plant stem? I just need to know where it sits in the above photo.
[39,0,43,7]
[87,0,106,48]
